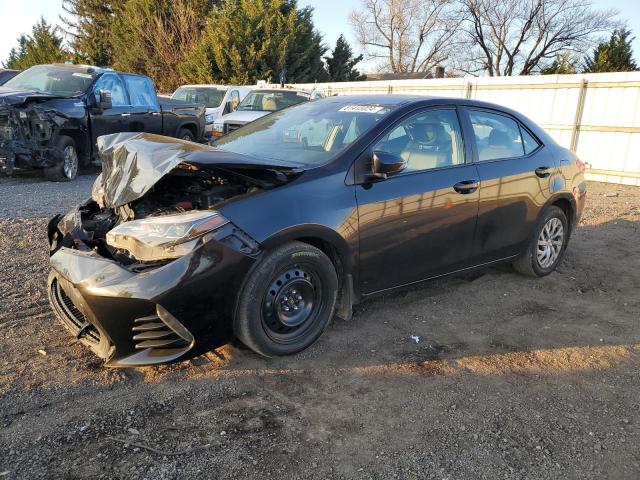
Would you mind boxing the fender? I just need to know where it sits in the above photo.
[261,223,359,316]
[261,223,356,277]
[174,121,198,139]
[541,191,578,234]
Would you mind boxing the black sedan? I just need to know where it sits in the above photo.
[47,95,587,366]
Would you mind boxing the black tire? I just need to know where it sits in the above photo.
[177,127,194,142]
[513,205,569,277]
[43,136,78,182]
[234,241,338,357]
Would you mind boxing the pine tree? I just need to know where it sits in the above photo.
[540,53,579,75]
[182,0,329,85]
[60,0,124,67]
[583,28,638,73]
[4,18,69,70]
[110,0,212,92]
[325,35,365,81]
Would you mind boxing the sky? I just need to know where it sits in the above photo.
[1,0,639,71]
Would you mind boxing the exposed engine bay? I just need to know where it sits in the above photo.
[48,131,301,268]
[52,165,286,267]
[0,103,69,173]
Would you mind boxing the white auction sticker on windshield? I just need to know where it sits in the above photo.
[72,72,93,79]
[339,105,385,113]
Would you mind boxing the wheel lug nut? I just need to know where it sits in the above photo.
[283,296,288,301]
[297,295,302,301]
[293,305,298,310]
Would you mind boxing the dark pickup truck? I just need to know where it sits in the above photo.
[0,64,206,181]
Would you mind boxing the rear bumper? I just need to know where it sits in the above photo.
[573,180,588,228]
[47,221,259,367]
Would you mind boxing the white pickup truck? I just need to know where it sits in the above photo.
[171,85,251,141]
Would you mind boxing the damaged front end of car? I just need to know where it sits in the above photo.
[0,97,74,175]
[46,132,301,366]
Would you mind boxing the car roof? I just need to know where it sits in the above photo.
[178,85,230,89]
[43,63,149,78]
[316,94,531,114]
[252,88,311,94]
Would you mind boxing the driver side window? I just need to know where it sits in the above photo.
[374,109,465,173]
[93,74,128,107]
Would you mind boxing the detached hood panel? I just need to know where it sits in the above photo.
[95,132,301,209]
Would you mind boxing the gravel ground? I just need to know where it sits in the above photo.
[1,173,639,480]
[0,173,96,217]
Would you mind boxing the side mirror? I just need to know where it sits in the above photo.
[98,90,112,110]
[371,150,407,179]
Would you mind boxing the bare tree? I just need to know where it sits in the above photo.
[460,0,616,76]
[350,0,461,74]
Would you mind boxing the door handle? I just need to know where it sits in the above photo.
[453,180,479,194]
[121,113,131,117]
[150,111,161,116]
[535,166,551,178]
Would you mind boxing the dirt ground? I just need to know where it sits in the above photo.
[0,175,639,480]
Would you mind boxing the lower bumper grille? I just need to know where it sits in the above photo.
[50,278,100,344]
[132,312,190,350]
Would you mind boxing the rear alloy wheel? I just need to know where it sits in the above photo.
[234,241,338,357]
[513,205,569,277]
[177,128,194,142]
[44,136,78,181]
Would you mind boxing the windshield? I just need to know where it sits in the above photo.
[172,86,226,108]
[3,65,95,96]
[237,90,308,112]
[214,100,394,166]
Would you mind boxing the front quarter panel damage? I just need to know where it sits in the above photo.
[0,97,86,173]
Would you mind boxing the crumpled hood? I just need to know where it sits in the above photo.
[0,86,62,106]
[94,132,302,209]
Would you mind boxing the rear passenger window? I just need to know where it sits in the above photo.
[123,75,158,108]
[469,110,530,161]
[521,127,540,154]
[374,109,465,173]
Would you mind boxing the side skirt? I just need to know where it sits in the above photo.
[358,254,521,300]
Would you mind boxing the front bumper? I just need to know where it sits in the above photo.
[47,217,259,367]
[0,141,65,174]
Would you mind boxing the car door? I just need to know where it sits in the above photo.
[122,75,163,134]
[89,73,132,145]
[355,107,480,294]
[460,108,555,263]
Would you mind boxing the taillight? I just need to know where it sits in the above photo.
[576,158,586,173]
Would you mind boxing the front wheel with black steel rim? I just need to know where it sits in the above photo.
[234,241,338,357]
[513,205,569,277]
[44,136,78,181]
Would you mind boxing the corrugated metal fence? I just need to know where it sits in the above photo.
[293,72,640,186]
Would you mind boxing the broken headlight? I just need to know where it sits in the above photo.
[106,210,229,262]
